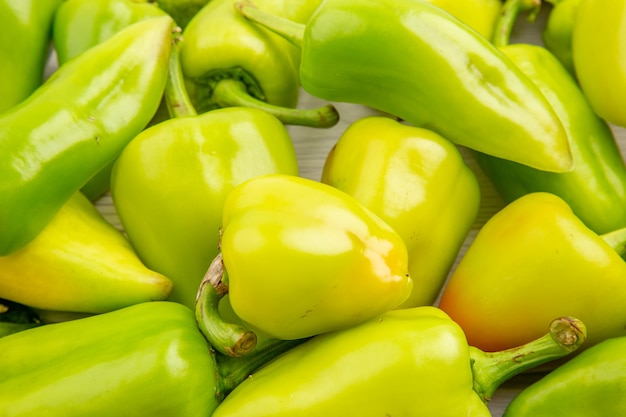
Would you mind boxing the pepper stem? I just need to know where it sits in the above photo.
[470,316,586,402]
[234,0,305,49]
[492,0,543,47]
[212,78,339,128]
[165,27,198,118]
[195,252,257,357]
[600,226,626,258]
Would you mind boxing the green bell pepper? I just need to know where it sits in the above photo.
[197,173,412,353]
[0,192,173,314]
[572,0,626,127]
[0,16,173,256]
[439,192,626,353]
[474,0,626,234]
[321,116,480,307]
[0,299,42,338]
[111,39,300,309]
[0,301,300,416]
[236,0,573,173]
[180,0,339,128]
[211,306,586,417]
[0,0,61,114]
[543,0,580,76]
[503,336,626,416]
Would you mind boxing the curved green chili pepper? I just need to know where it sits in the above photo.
[0,0,62,114]
[211,307,586,417]
[111,37,300,309]
[474,0,626,234]
[0,301,301,416]
[543,0,580,76]
[180,0,339,128]
[0,16,173,256]
[503,335,626,416]
[235,0,573,173]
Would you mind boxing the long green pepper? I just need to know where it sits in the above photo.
[0,16,173,256]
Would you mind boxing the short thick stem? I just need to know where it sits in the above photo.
[212,78,339,128]
[234,0,305,49]
[492,0,543,47]
[165,28,198,118]
[470,316,587,402]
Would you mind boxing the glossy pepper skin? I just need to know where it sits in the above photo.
[543,0,581,76]
[572,0,626,127]
[211,306,586,417]
[0,192,173,314]
[322,116,480,307]
[0,16,173,256]
[424,0,502,40]
[236,0,573,173]
[475,1,626,234]
[180,0,338,127]
[219,174,413,341]
[503,336,626,416]
[438,192,626,352]
[0,0,61,114]
[111,107,299,309]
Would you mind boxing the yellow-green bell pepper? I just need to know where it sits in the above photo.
[439,192,626,353]
[322,116,480,307]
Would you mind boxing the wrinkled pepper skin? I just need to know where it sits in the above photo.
[0,16,173,256]
[543,0,580,76]
[0,192,173,314]
[438,192,626,352]
[220,174,413,340]
[0,302,219,416]
[474,44,626,234]
[211,306,586,417]
[572,0,626,127]
[181,0,321,113]
[237,0,573,172]
[0,0,61,114]
[111,108,299,308]
[503,336,626,416]
[425,0,502,40]
[53,0,167,65]
[322,116,480,307]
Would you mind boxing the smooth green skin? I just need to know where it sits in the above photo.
[0,16,173,256]
[110,108,299,309]
[53,0,167,65]
[0,302,219,416]
[220,174,413,340]
[503,336,626,416]
[212,307,490,417]
[52,0,169,201]
[294,0,572,173]
[425,0,502,40]
[474,44,626,235]
[0,0,61,114]
[181,0,322,112]
[439,192,626,352]
[573,0,626,127]
[543,0,581,76]
[322,116,480,307]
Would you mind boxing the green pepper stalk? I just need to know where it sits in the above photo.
[111,36,301,309]
[0,0,62,114]
[439,192,626,354]
[572,0,626,128]
[210,306,586,417]
[473,0,626,235]
[503,335,626,416]
[0,301,302,416]
[180,0,339,128]
[542,0,581,76]
[0,16,174,256]
[235,0,573,173]
[321,116,481,308]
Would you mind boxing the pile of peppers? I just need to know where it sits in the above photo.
[1,0,625,415]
